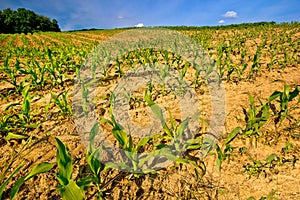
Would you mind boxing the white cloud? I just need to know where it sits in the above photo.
[223,11,238,18]
[218,20,225,24]
[134,23,144,27]
[117,15,124,19]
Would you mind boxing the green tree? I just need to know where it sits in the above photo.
[0,8,61,34]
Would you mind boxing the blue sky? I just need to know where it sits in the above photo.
[0,0,299,31]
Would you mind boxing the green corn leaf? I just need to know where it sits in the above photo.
[199,137,215,157]
[185,137,203,150]
[59,180,84,200]
[99,118,114,126]
[25,162,56,181]
[181,62,188,78]
[138,150,157,167]
[4,132,28,141]
[144,89,154,106]
[168,110,176,130]
[150,104,164,124]
[24,123,38,129]
[22,99,30,114]
[162,122,172,137]
[161,149,189,164]
[86,148,103,184]
[215,144,224,171]
[128,135,133,151]
[3,56,9,68]
[77,176,93,191]
[176,117,190,138]
[289,87,299,101]
[0,162,24,199]
[268,91,281,102]
[10,162,56,199]
[137,136,152,150]
[22,85,30,99]
[55,138,72,185]
[89,122,99,150]
[112,129,128,149]
[225,127,242,145]
[51,93,60,104]
[265,153,277,163]
[105,162,132,172]
[248,94,255,105]
[124,151,136,164]
[283,84,290,98]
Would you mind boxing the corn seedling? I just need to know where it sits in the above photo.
[55,138,86,200]
[144,88,207,175]
[268,84,299,127]
[85,123,107,199]
[0,57,24,94]
[244,153,297,178]
[22,59,48,89]
[214,127,242,171]
[100,113,159,175]
[0,136,54,199]
[2,86,36,137]
[9,162,56,199]
[51,90,72,116]
[242,94,270,140]
[249,47,262,79]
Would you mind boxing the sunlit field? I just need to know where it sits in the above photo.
[0,22,299,199]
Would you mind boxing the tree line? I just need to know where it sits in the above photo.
[160,21,300,31]
[0,8,60,34]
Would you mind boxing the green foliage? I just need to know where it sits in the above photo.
[268,84,299,126]
[0,162,24,199]
[55,138,85,200]
[244,153,297,177]
[0,22,299,199]
[242,94,270,138]
[51,91,72,116]
[0,8,60,34]
[85,123,106,199]
[100,114,159,175]
[0,57,24,94]
[10,162,55,199]
[0,136,55,199]
[215,127,242,171]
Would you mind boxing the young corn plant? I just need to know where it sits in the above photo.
[55,138,86,200]
[242,94,270,140]
[143,88,206,174]
[268,84,299,127]
[22,60,48,89]
[100,112,159,175]
[214,127,242,171]
[244,153,297,178]
[0,57,24,94]
[8,162,56,199]
[3,85,35,138]
[0,138,32,198]
[20,85,32,124]
[215,44,225,78]
[51,90,72,117]
[46,49,71,87]
[0,137,55,199]
[249,46,262,80]
[85,123,107,199]
[157,65,170,96]
[115,57,124,77]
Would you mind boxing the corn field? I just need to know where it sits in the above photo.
[0,22,300,199]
